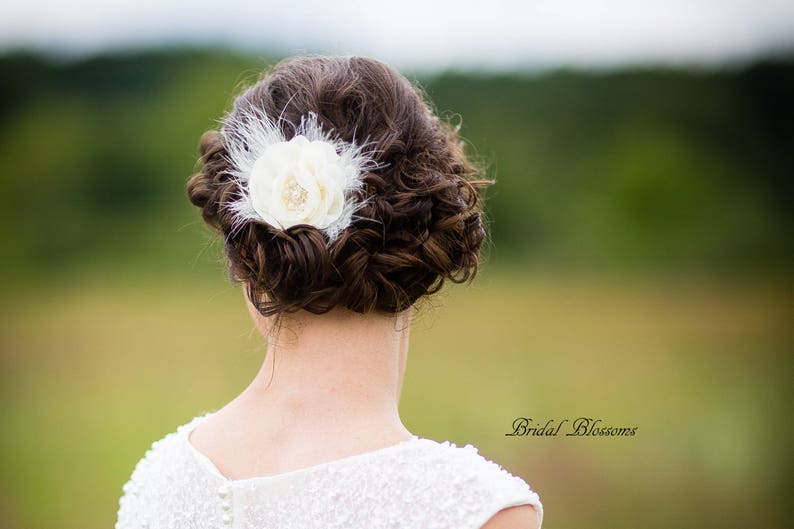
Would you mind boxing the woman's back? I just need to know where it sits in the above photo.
[115,412,544,529]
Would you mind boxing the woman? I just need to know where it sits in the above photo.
[116,55,543,529]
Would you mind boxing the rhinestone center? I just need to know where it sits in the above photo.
[282,177,308,211]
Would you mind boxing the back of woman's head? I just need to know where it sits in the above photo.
[186,55,493,317]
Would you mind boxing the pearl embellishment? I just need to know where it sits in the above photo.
[218,484,230,498]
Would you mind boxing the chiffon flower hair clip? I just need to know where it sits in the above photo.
[221,108,382,244]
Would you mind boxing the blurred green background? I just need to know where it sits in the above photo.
[0,49,791,529]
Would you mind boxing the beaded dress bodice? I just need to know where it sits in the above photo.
[115,412,543,529]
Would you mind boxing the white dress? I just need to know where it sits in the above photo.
[115,411,544,529]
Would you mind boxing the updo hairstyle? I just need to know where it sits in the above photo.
[186,55,493,317]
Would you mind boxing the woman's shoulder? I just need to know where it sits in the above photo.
[115,411,220,529]
[121,410,217,481]
[400,437,543,529]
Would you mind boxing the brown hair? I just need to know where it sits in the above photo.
[186,55,493,317]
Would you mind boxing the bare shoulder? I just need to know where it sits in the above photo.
[480,504,539,529]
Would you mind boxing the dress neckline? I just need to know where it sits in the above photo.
[181,411,422,485]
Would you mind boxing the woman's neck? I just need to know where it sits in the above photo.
[233,299,413,440]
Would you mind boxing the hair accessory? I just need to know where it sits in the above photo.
[221,108,382,243]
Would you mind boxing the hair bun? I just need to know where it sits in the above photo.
[187,56,493,316]
[186,130,230,229]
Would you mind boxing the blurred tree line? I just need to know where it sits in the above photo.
[0,49,791,283]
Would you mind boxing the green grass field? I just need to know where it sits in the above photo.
[0,269,790,529]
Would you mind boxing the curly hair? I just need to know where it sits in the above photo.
[186,55,493,317]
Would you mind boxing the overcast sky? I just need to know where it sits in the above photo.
[2,0,793,71]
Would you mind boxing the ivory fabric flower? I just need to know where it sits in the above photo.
[221,109,381,243]
[249,135,347,230]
